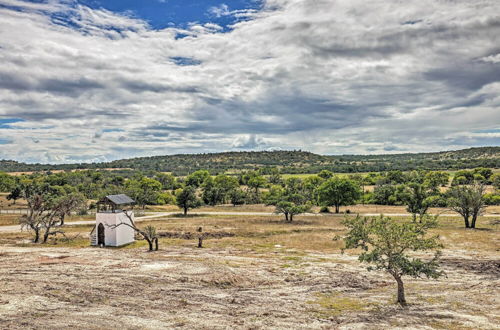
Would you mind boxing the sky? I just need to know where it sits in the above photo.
[0,0,499,164]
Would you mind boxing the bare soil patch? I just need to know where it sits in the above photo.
[0,213,499,329]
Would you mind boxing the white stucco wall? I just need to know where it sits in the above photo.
[95,210,135,247]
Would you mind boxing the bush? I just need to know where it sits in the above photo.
[77,208,88,216]
[484,193,500,205]
[319,206,330,213]
[157,192,176,205]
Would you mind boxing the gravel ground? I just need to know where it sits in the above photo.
[0,244,499,329]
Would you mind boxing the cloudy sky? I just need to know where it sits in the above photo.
[0,0,499,163]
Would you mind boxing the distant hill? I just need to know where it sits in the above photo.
[1,147,499,175]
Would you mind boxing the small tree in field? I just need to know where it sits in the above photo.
[274,200,310,222]
[317,177,361,213]
[107,211,159,251]
[7,186,21,205]
[340,215,443,305]
[448,183,486,229]
[176,186,202,215]
[397,183,434,222]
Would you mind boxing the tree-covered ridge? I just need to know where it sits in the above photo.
[0,147,499,174]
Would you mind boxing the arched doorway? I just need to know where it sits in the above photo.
[97,223,105,246]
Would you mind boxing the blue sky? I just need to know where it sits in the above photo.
[77,0,261,29]
[0,0,499,163]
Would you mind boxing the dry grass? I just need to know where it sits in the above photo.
[0,211,499,329]
[3,212,497,256]
[0,214,21,226]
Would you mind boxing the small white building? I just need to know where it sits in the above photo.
[90,194,136,247]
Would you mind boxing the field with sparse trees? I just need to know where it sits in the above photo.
[0,155,499,329]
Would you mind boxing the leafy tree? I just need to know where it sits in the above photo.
[263,185,286,205]
[452,170,474,185]
[0,172,15,192]
[318,170,333,180]
[397,183,434,222]
[202,177,225,206]
[155,173,177,190]
[126,177,162,208]
[176,186,202,215]
[157,192,176,205]
[186,170,210,188]
[229,188,246,206]
[283,177,303,195]
[386,170,406,184]
[404,170,426,184]
[247,175,267,193]
[473,167,493,181]
[483,193,500,205]
[7,186,22,205]
[424,171,449,192]
[491,173,500,190]
[268,168,283,185]
[302,175,323,201]
[341,215,443,305]
[274,200,310,222]
[373,184,398,205]
[264,185,310,222]
[214,175,239,203]
[275,194,311,222]
[447,184,486,228]
[317,177,361,213]
[363,172,382,185]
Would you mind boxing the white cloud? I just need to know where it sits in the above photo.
[0,0,499,163]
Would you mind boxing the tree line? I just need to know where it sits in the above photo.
[1,167,498,230]
[1,147,498,175]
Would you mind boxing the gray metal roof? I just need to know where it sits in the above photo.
[104,194,135,205]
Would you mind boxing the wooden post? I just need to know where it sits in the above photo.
[197,227,203,248]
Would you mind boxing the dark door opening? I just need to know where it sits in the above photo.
[97,223,105,246]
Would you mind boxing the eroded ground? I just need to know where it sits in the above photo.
[0,214,499,329]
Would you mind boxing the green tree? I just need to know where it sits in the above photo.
[214,175,239,203]
[317,177,361,213]
[0,172,15,192]
[157,192,176,205]
[7,186,22,205]
[491,173,500,191]
[473,168,493,181]
[386,170,406,184]
[397,183,434,222]
[424,171,449,192]
[155,173,177,190]
[247,175,267,193]
[229,188,246,206]
[318,170,333,180]
[302,175,323,201]
[268,168,283,185]
[126,177,162,208]
[186,170,210,188]
[274,196,311,222]
[341,215,443,305]
[452,170,474,185]
[176,186,202,215]
[373,184,398,205]
[448,184,486,228]
[201,177,225,206]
